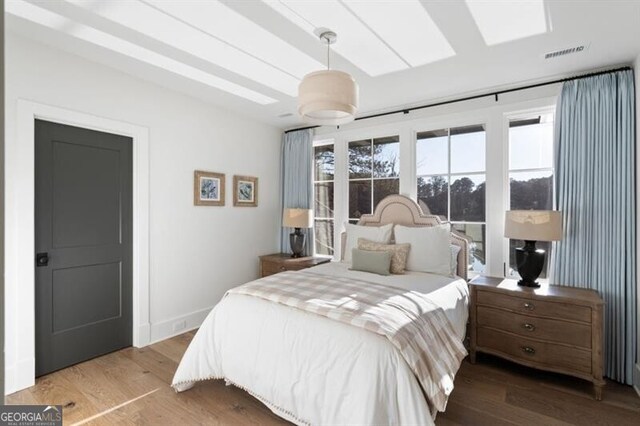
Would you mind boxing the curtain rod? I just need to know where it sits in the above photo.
[284,66,632,134]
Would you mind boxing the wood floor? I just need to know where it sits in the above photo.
[7,330,640,425]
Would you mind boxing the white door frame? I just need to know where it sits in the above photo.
[5,99,150,394]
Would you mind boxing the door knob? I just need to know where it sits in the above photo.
[36,252,49,267]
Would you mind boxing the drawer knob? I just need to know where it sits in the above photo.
[523,302,535,311]
[522,323,536,332]
[521,346,536,355]
[279,266,286,271]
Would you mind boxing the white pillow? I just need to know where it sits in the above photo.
[450,244,462,277]
[343,223,393,262]
[394,224,451,276]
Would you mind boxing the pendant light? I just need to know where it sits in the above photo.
[298,30,359,125]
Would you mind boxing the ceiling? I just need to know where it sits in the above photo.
[6,0,640,129]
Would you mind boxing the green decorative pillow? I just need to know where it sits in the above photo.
[357,238,411,274]
[350,248,392,276]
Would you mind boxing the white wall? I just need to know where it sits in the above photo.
[4,34,282,393]
[635,54,640,395]
[1,0,6,401]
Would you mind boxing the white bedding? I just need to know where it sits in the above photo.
[172,262,469,425]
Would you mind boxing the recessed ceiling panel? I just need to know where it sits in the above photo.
[342,0,455,67]
[466,0,549,46]
[144,0,323,79]
[264,0,408,76]
[6,1,277,104]
[65,0,299,96]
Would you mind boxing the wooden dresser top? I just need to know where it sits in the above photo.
[470,276,604,306]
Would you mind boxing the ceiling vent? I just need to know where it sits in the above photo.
[544,45,587,60]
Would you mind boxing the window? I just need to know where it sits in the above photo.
[348,136,400,223]
[508,113,554,276]
[311,97,555,272]
[313,143,335,256]
[416,125,486,273]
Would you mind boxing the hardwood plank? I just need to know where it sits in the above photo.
[58,361,140,424]
[120,346,179,384]
[24,371,100,424]
[449,386,572,425]
[187,380,287,425]
[436,400,516,426]
[505,385,640,425]
[150,332,195,363]
[5,388,39,405]
[433,416,463,426]
[454,369,508,402]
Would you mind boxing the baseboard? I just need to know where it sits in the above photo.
[5,357,35,396]
[134,323,151,348]
[148,307,213,345]
[633,363,640,398]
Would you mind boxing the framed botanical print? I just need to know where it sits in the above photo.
[194,170,225,206]
[233,175,258,207]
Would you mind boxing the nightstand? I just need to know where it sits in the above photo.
[259,253,331,278]
[468,276,605,400]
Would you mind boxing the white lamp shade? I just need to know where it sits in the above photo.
[298,70,358,125]
[283,208,313,228]
[505,210,563,241]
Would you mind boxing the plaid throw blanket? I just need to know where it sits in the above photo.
[227,270,467,413]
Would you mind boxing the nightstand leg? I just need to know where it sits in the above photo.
[594,383,603,401]
[469,350,476,364]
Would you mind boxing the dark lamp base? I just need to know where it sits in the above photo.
[517,278,541,288]
[515,240,545,288]
[289,228,306,258]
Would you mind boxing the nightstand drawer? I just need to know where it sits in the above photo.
[477,327,592,375]
[477,306,591,349]
[259,254,331,278]
[477,290,592,323]
[261,262,303,276]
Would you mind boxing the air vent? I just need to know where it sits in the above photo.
[278,113,293,118]
[544,45,587,59]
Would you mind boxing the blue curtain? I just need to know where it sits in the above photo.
[280,129,314,256]
[551,70,636,384]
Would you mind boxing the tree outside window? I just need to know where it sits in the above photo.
[348,136,400,223]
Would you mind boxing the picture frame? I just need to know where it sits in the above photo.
[233,175,258,207]
[194,170,225,206]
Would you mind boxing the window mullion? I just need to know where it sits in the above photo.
[447,128,452,222]
[370,139,374,215]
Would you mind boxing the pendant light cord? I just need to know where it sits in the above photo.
[326,37,330,70]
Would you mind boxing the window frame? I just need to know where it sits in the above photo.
[312,138,336,258]
[415,124,488,275]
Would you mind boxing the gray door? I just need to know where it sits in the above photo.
[35,119,133,376]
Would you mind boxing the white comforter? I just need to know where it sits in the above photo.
[172,262,469,425]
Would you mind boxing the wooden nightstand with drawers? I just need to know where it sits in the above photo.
[259,253,331,278]
[469,276,605,400]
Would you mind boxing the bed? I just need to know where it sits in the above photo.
[172,195,470,425]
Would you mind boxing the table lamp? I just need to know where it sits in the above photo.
[505,210,562,287]
[283,208,313,258]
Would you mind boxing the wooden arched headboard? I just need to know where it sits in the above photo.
[340,194,470,280]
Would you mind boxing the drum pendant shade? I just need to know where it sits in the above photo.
[297,30,358,126]
[298,70,358,125]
